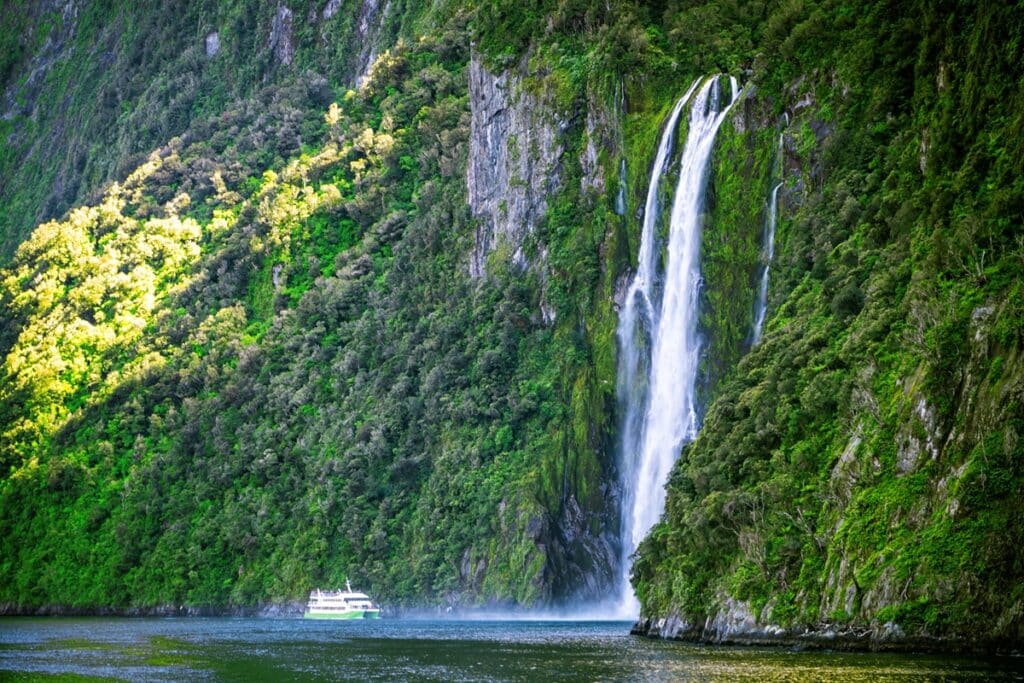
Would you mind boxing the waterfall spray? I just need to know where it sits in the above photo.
[615,75,740,616]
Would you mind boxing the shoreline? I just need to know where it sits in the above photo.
[0,602,632,621]
[0,603,306,618]
[630,616,1023,656]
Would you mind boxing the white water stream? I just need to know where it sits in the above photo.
[751,179,783,345]
[614,75,739,615]
[751,128,786,345]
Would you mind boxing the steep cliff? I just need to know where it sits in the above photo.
[0,2,624,612]
[631,0,1024,649]
[0,0,416,261]
[0,0,1021,646]
[467,50,563,280]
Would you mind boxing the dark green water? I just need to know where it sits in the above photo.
[0,618,1020,681]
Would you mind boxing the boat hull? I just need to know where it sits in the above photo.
[304,610,367,620]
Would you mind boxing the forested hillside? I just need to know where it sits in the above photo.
[1,0,625,610]
[1,0,1022,648]
[631,1,1024,648]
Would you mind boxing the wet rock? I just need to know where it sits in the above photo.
[727,85,773,135]
[633,606,1016,653]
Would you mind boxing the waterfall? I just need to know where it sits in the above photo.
[615,158,628,216]
[751,129,786,345]
[614,75,739,616]
[614,81,697,615]
[615,81,629,217]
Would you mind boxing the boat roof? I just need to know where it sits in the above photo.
[310,588,372,599]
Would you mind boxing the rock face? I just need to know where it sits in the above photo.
[321,0,341,20]
[2,0,79,121]
[631,608,958,652]
[354,0,391,87]
[547,488,618,602]
[268,4,294,66]
[635,599,785,643]
[467,51,564,278]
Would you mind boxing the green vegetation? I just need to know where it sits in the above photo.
[1,0,1022,646]
[0,0,417,261]
[0,4,624,611]
[632,0,1024,644]
[0,13,564,609]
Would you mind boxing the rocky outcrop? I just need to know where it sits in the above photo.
[632,605,1016,653]
[467,50,565,278]
[633,599,785,644]
[354,0,391,87]
[321,0,342,20]
[2,0,79,121]
[268,4,295,66]
[547,489,618,602]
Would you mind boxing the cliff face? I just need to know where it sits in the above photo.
[0,2,624,612]
[630,1,1024,648]
[1,0,1022,644]
[467,50,563,279]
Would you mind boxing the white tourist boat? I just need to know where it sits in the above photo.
[304,581,381,619]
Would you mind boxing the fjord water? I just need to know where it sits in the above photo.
[2,618,1020,682]
[615,75,738,615]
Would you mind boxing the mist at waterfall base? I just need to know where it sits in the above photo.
[612,75,739,618]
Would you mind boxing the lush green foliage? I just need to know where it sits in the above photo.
[0,0,425,261]
[0,1,631,610]
[0,13,568,609]
[632,0,1024,643]
[1,0,1021,644]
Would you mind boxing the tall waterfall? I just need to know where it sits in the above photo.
[615,75,739,615]
[751,130,785,345]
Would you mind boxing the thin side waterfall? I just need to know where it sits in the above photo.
[614,75,739,616]
[615,158,628,216]
[751,129,786,345]
[615,80,629,217]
